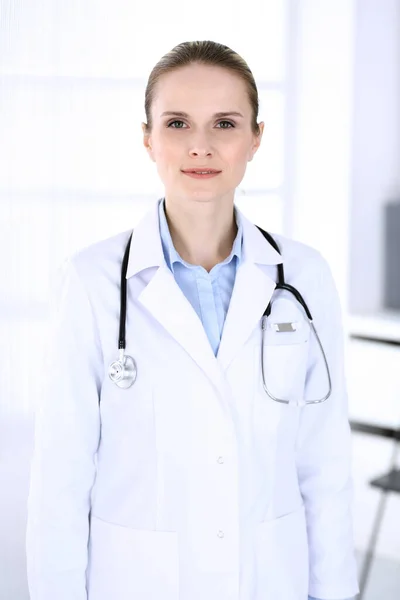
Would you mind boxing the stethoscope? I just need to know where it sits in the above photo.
[108,226,332,405]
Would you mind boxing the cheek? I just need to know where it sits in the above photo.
[153,138,181,170]
[224,144,251,177]
[222,138,251,162]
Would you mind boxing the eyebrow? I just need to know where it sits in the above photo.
[160,111,244,119]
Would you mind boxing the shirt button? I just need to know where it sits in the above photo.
[217,530,225,538]
[217,456,224,464]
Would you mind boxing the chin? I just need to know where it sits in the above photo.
[183,186,230,202]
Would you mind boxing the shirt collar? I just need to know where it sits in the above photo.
[126,199,282,279]
[158,197,243,273]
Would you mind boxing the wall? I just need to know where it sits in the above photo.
[349,0,400,314]
[288,0,356,307]
[287,0,400,570]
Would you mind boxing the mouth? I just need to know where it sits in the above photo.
[181,169,221,179]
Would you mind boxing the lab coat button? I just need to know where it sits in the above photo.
[217,456,224,464]
[217,530,225,538]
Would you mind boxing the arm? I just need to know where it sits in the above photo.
[26,259,102,600]
[296,255,359,600]
[308,597,357,600]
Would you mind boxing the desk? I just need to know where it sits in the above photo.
[348,310,400,345]
[345,311,400,431]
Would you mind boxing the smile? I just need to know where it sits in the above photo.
[182,171,221,179]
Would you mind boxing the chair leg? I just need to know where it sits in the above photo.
[358,439,400,599]
[358,488,389,598]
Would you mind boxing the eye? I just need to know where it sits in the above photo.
[167,119,235,129]
[216,120,235,128]
[167,120,187,128]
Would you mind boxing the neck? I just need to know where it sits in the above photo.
[164,197,238,273]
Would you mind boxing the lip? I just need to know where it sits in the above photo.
[181,168,221,174]
[181,168,222,180]
[182,171,221,179]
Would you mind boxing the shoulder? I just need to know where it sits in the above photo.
[51,229,133,308]
[270,232,342,328]
[65,228,133,284]
[266,231,339,316]
[268,231,330,282]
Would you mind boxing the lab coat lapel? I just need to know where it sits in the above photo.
[126,200,233,410]
[217,208,283,372]
[217,261,277,372]
[126,200,283,404]
[138,265,229,399]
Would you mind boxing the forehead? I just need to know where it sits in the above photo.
[152,64,250,116]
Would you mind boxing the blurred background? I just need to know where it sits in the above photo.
[1,0,400,598]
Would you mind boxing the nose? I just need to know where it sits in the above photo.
[188,132,214,158]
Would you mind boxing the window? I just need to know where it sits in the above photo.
[1,0,290,412]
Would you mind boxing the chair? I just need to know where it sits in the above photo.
[350,420,400,600]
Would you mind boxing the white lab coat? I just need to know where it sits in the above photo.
[26,200,359,600]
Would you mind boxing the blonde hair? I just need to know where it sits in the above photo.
[144,40,260,135]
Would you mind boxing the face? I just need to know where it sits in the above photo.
[142,63,264,206]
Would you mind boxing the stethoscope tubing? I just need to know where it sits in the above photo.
[109,226,332,403]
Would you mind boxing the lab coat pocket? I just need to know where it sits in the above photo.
[87,516,179,600]
[255,504,309,600]
[259,322,310,405]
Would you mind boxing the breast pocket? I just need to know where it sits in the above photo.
[258,305,310,406]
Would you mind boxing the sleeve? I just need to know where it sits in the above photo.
[295,254,360,600]
[309,597,356,600]
[26,258,103,600]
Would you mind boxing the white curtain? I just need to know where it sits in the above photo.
[0,1,289,597]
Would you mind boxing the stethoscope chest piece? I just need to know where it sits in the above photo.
[108,350,137,389]
[110,226,332,402]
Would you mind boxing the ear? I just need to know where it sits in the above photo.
[248,121,264,162]
[142,122,155,162]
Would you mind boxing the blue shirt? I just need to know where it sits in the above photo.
[158,198,242,356]
[158,197,356,600]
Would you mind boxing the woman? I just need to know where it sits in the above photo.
[26,40,359,600]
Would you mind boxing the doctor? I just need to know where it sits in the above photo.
[26,40,359,600]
